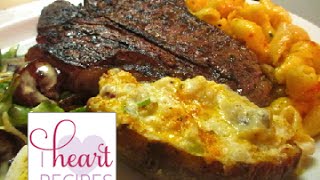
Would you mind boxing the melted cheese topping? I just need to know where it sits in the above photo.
[88,69,305,165]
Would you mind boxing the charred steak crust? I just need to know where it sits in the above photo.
[84,0,273,106]
[26,0,273,106]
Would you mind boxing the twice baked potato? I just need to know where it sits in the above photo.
[88,69,310,179]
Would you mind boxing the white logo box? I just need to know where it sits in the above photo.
[28,113,116,180]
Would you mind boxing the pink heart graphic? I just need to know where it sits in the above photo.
[58,135,105,174]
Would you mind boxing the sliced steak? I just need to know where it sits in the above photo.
[20,0,273,107]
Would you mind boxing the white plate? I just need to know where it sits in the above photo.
[0,1,319,179]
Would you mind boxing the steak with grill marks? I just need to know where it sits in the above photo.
[18,0,274,107]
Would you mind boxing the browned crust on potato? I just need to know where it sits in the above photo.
[117,125,301,180]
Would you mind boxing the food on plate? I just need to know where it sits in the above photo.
[88,68,311,179]
[186,0,320,136]
[21,0,273,108]
[0,130,25,169]
[4,145,28,180]
[186,0,292,63]
[0,0,318,179]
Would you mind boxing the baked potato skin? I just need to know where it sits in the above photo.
[117,125,301,180]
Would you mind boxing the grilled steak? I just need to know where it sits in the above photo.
[19,0,273,107]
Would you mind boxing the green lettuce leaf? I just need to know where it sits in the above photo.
[70,106,87,112]
[0,45,19,61]
[31,100,64,113]
[7,105,31,126]
[2,100,64,127]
